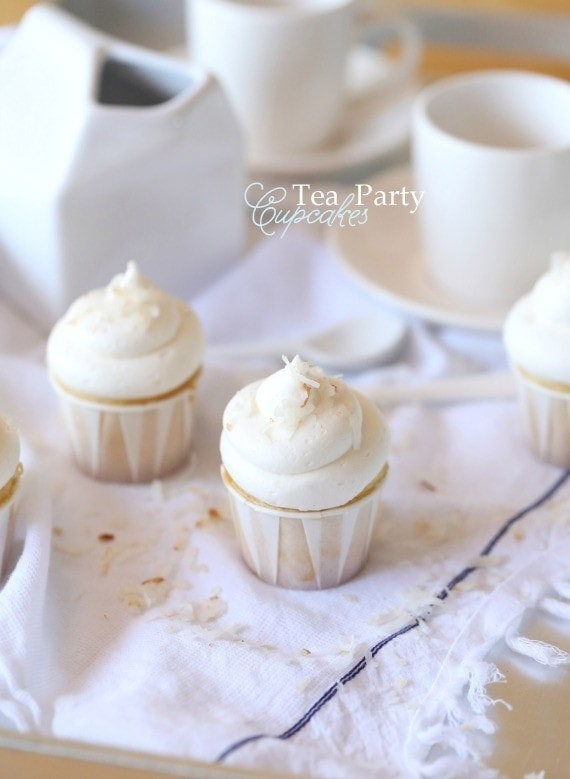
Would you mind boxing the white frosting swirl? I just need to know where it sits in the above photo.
[220,356,389,511]
[47,263,204,399]
[0,416,20,490]
[503,252,570,383]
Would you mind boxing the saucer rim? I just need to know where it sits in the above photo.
[327,164,508,333]
[247,46,415,177]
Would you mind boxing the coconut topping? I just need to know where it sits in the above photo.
[504,252,570,383]
[220,356,389,511]
[47,262,204,400]
[528,252,570,325]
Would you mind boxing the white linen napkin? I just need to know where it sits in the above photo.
[0,228,567,779]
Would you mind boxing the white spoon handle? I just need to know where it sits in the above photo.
[371,370,516,407]
[207,341,292,360]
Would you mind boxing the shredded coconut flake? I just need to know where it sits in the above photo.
[172,525,191,553]
[454,580,479,594]
[100,541,146,575]
[283,355,321,389]
[471,555,504,569]
[192,594,227,624]
[121,578,172,612]
[166,592,228,625]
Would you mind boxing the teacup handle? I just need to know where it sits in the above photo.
[352,16,422,100]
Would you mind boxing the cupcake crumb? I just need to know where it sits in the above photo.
[52,526,63,537]
[142,576,165,586]
[167,592,228,624]
[455,580,478,593]
[173,525,191,552]
[121,578,172,612]
[196,507,228,531]
[413,519,433,537]
[100,541,145,575]
[419,479,437,492]
[98,532,115,543]
[412,518,448,542]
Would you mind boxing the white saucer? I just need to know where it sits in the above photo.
[328,165,508,332]
[248,46,416,177]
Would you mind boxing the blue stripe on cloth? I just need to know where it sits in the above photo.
[216,469,570,764]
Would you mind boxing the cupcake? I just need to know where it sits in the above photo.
[220,356,390,590]
[47,262,204,483]
[0,416,22,578]
[503,252,570,467]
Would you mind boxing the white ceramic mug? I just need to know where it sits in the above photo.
[412,70,570,309]
[187,0,420,160]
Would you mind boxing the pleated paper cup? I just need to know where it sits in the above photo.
[221,465,388,590]
[51,372,200,483]
[0,464,22,579]
[512,367,570,468]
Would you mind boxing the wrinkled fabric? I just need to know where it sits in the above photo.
[0,230,567,778]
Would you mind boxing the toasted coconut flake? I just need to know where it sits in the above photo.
[121,578,172,612]
[167,592,228,625]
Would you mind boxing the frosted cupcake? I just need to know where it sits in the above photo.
[47,262,204,483]
[503,252,570,467]
[220,356,390,589]
[0,416,22,577]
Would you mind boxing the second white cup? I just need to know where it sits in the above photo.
[412,70,570,310]
[188,0,419,161]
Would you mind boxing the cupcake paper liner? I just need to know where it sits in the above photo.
[222,468,387,590]
[54,385,197,483]
[514,368,570,468]
[0,474,20,580]
[0,503,16,580]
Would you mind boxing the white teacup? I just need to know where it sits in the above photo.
[412,70,570,309]
[187,0,420,160]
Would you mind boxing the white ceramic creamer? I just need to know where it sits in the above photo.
[0,3,245,331]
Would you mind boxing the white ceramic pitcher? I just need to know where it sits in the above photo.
[0,3,245,330]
